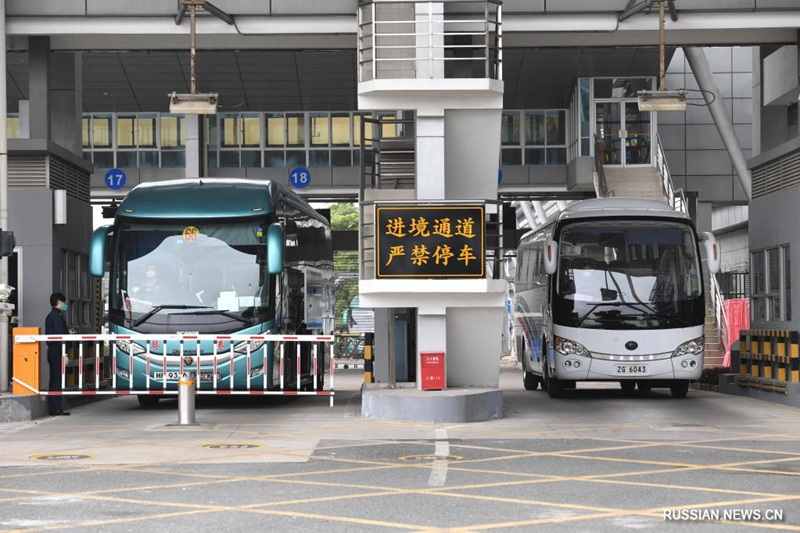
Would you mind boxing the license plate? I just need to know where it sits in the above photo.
[154,372,219,381]
[614,364,648,375]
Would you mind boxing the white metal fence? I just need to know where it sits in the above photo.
[13,333,336,406]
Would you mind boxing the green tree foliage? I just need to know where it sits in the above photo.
[330,202,359,231]
[331,202,361,331]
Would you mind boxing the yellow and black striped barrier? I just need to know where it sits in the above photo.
[364,332,374,384]
[738,329,800,385]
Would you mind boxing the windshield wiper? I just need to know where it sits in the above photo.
[576,302,621,327]
[576,301,657,327]
[178,309,251,325]
[132,305,211,328]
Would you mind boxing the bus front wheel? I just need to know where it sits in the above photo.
[523,370,539,391]
[670,381,690,398]
[544,363,564,399]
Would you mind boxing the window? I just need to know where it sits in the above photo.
[785,245,791,321]
[751,251,766,320]
[332,114,351,147]
[6,115,19,140]
[161,116,185,148]
[751,246,791,322]
[287,114,305,147]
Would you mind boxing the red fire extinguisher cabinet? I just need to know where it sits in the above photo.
[420,352,445,390]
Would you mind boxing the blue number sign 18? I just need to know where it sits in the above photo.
[289,167,311,189]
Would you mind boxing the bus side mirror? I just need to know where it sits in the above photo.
[267,223,283,275]
[701,232,721,274]
[543,238,558,275]
[90,226,112,277]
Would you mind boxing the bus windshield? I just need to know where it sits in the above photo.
[553,220,704,329]
[109,219,270,332]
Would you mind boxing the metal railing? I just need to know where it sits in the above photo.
[655,132,687,213]
[716,271,750,299]
[708,272,730,366]
[359,115,417,193]
[592,134,611,197]
[357,0,502,82]
[653,133,728,365]
[13,332,337,406]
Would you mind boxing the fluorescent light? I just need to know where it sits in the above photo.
[169,92,219,114]
[637,90,687,112]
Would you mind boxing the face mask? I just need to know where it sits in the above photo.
[60,303,68,312]
[146,271,156,278]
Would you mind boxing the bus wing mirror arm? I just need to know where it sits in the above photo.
[544,238,558,275]
[267,223,284,275]
[90,225,112,277]
[700,232,721,274]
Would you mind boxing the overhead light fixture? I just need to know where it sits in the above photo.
[171,0,232,113]
[635,0,686,112]
[637,90,687,111]
[169,91,219,114]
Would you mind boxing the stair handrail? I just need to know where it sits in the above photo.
[655,132,687,213]
[655,132,727,365]
[709,270,730,367]
[592,134,612,198]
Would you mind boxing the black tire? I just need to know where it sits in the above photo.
[544,361,564,399]
[283,342,297,390]
[523,370,539,391]
[670,381,690,398]
[538,339,549,391]
[620,381,636,394]
[137,395,160,408]
[637,382,652,392]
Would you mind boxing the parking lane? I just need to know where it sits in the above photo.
[0,366,798,531]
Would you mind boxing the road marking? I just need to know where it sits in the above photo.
[429,428,449,487]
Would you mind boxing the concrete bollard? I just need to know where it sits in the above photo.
[177,376,196,425]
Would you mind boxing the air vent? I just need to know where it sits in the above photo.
[752,150,800,199]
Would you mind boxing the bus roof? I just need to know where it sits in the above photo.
[518,197,690,244]
[559,197,690,222]
[116,178,323,222]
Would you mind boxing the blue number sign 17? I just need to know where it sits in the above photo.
[104,168,127,190]
[289,167,311,189]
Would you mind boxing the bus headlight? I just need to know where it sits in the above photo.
[115,339,145,355]
[233,340,265,354]
[672,337,704,358]
[554,336,590,357]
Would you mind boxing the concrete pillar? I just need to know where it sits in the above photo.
[695,201,713,235]
[28,37,50,142]
[27,38,82,157]
[416,116,446,199]
[49,53,82,156]
[185,115,205,177]
[417,311,445,390]
[18,101,30,138]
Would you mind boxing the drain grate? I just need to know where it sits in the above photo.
[398,454,462,462]
[31,454,93,461]
[203,443,263,449]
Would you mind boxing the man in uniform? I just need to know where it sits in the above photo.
[45,292,70,416]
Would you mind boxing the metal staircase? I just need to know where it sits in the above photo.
[594,134,727,369]
[360,115,416,191]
